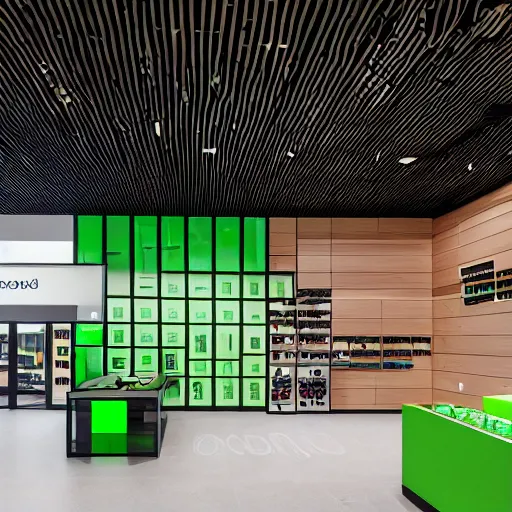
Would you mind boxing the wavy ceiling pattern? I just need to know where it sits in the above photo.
[1,0,512,217]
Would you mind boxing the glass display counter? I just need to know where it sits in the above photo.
[402,404,512,511]
[67,378,168,457]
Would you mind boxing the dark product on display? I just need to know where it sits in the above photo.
[141,355,152,365]
[297,372,327,408]
[496,268,512,301]
[222,282,232,295]
[223,362,233,375]
[460,260,495,305]
[249,382,260,401]
[55,360,70,369]
[195,335,207,353]
[411,337,431,356]
[165,353,177,370]
[250,336,261,349]
[383,336,413,370]
[223,379,234,400]
[192,381,203,400]
[349,337,381,369]
[167,331,178,344]
[112,357,126,370]
[251,314,261,322]
[251,364,260,373]
[276,281,285,298]
[332,336,351,368]
[55,377,70,385]
[57,346,69,356]
[271,369,292,405]
[54,330,70,339]
[223,310,233,321]
[113,330,124,344]
[250,282,259,296]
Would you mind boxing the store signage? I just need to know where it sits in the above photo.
[459,260,512,305]
[0,265,104,316]
[0,279,39,290]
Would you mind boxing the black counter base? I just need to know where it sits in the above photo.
[402,485,439,512]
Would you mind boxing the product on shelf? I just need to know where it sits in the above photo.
[383,336,413,370]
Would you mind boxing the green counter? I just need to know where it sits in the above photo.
[402,404,512,511]
[483,394,512,422]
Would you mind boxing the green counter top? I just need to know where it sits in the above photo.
[402,404,512,512]
[483,394,512,423]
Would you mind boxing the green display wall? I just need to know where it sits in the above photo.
[75,216,268,409]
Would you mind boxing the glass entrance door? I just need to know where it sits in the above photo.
[0,324,8,407]
[17,324,47,408]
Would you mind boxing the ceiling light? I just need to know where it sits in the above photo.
[278,44,288,49]
[398,157,417,165]
[376,151,381,162]
[287,151,295,158]
[154,122,160,137]
[468,163,473,171]
[203,148,217,155]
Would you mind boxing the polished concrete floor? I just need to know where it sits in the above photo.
[0,410,419,512]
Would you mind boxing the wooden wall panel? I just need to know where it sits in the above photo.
[382,318,432,335]
[332,299,381,319]
[434,336,512,357]
[433,371,512,398]
[382,300,432,318]
[435,314,512,336]
[332,255,432,273]
[433,354,512,379]
[458,209,512,247]
[270,216,434,411]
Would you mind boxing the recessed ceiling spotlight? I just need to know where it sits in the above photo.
[203,148,217,155]
[287,151,295,158]
[278,44,288,49]
[398,157,417,165]
[376,151,381,162]
[154,122,161,137]
[468,163,473,171]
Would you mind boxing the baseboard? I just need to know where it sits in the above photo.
[402,485,439,512]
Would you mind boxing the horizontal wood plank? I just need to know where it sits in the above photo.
[381,317,432,335]
[270,217,296,234]
[332,255,432,273]
[297,239,331,256]
[331,218,378,237]
[376,387,432,405]
[378,218,432,234]
[376,370,432,389]
[382,300,432,319]
[332,272,432,289]
[434,314,512,336]
[269,255,296,271]
[332,299,382,319]
[270,232,296,255]
[331,241,432,256]
[297,218,331,238]
[433,371,512,397]
[332,318,382,336]
[297,272,331,289]
[433,353,512,378]
[434,335,512,357]
[297,255,331,272]
[432,389,482,409]
[332,288,432,299]
[330,388,376,406]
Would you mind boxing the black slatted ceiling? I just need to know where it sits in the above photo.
[1,0,512,217]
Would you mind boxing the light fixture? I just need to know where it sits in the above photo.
[203,148,217,155]
[376,151,381,162]
[468,163,473,171]
[398,157,417,165]
[287,151,295,158]
[154,122,160,137]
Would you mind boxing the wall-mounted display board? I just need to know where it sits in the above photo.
[382,337,413,370]
[459,260,495,306]
[76,216,267,410]
[496,268,512,301]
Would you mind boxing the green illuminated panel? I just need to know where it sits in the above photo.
[161,274,186,298]
[243,301,266,324]
[189,300,212,323]
[189,274,212,298]
[108,324,131,346]
[243,356,266,377]
[107,348,131,375]
[269,275,294,298]
[163,378,186,406]
[243,326,265,354]
[135,348,158,375]
[106,216,130,296]
[75,347,103,387]
[216,217,240,272]
[244,218,266,272]
[216,300,240,324]
[189,378,212,406]
[189,360,213,376]
[216,378,240,406]
[216,360,240,376]
[162,299,186,323]
[91,400,127,434]
[162,217,185,271]
[134,299,158,322]
[189,217,212,271]
[162,349,185,375]
[216,325,240,359]
[134,324,158,346]
[76,324,103,346]
[162,324,185,346]
[107,298,131,323]
[77,216,102,264]
[215,274,240,298]
[134,216,157,296]
[243,378,265,407]
[243,275,265,299]
[189,325,212,359]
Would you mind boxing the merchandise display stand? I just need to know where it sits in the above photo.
[482,394,512,422]
[402,404,512,511]
[67,379,168,457]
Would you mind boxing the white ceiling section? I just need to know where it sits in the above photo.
[0,215,73,264]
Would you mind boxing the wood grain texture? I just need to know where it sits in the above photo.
[378,218,432,234]
[434,314,512,336]
[297,239,331,256]
[332,272,432,289]
[270,233,296,255]
[332,255,432,273]
[434,336,512,357]
[331,299,382,319]
[381,300,432,318]
[376,370,432,389]
[433,354,512,379]
[331,242,432,256]
[433,371,512,397]
[269,255,296,271]
[458,209,512,247]
[331,218,378,237]
[332,318,382,336]
[331,388,376,406]
[297,272,331,289]
[433,266,458,290]
[298,255,331,272]
[382,318,432,335]
[270,218,296,234]
[376,388,432,405]
[332,288,432,299]
[297,218,331,239]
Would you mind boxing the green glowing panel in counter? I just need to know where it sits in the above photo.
[91,401,128,434]
[75,347,103,387]
[483,395,512,422]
